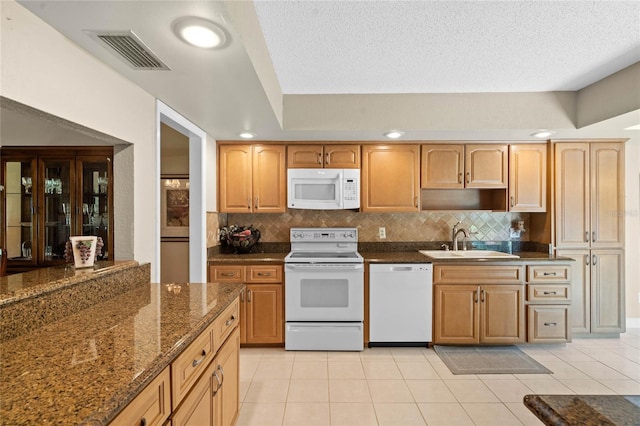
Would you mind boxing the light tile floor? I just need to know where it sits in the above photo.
[237,329,640,425]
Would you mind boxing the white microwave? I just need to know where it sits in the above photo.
[287,168,360,210]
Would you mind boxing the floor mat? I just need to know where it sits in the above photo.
[433,345,552,375]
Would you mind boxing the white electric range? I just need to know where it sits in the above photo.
[284,228,364,351]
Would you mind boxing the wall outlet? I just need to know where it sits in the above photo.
[378,227,386,239]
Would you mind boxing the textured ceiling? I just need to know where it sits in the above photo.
[254,1,640,94]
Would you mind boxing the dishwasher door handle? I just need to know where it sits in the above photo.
[390,266,414,272]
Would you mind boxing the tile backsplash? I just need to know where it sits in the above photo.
[207,210,529,247]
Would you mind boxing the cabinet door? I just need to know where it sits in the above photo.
[556,249,590,334]
[287,144,323,168]
[555,143,590,248]
[434,285,478,344]
[464,144,507,188]
[38,157,74,264]
[508,144,546,212]
[171,362,214,426]
[1,156,37,267]
[361,145,420,212]
[219,145,252,212]
[77,155,112,260]
[590,143,624,248]
[253,145,286,213]
[590,249,624,334]
[324,144,360,168]
[480,285,524,343]
[246,283,283,344]
[527,305,569,343]
[214,328,240,426]
[421,144,464,188]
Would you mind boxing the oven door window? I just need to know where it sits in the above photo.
[301,279,348,308]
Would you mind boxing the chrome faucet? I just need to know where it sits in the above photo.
[452,221,470,251]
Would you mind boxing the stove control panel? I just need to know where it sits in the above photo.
[290,228,358,242]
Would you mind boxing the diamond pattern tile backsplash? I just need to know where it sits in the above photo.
[207,210,529,246]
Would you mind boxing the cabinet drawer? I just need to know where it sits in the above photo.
[246,265,282,283]
[527,305,569,343]
[434,265,523,284]
[111,367,171,426]
[213,297,240,352]
[527,284,570,303]
[171,323,214,409]
[527,265,570,283]
[210,265,245,282]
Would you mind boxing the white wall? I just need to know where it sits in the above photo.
[625,136,640,326]
[1,0,157,270]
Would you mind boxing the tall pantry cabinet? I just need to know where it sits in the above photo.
[553,141,625,335]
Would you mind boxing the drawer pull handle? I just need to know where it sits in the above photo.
[481,289,485,303]
[192,350,207,368]
[543,291,558,295]
[257,272,271,277]
[221,272,235,277]
[544,322,557,327]
[225,315,236,326]
[247,289,252,302]
[140,418,147,426]
[542,272,557,276]
[458,172,462,184]
[325,152,330,165]
[473,290,478,303]
[218,365,225,385]
[466,172,470,184]
[510,196,515,208]
[317,153,322,165]
[585,231,590,242]
[592,231,596,242]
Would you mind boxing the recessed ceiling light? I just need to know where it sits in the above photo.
[531,130,555,138]
[238,132,256,139]
[173,17,228,49]
[383,130,405,139]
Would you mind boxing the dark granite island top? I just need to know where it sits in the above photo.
[0,275,244,425]
[524,394,640,425]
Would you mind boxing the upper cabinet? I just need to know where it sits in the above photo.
[361,144,420,212]
[554,141,624,249]
[218,144,286,213]
[421,144,507,189]
[1,147,114,272]
[508,144,547,212]
[287,144,360,168]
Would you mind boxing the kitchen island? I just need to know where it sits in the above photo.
[0,262,244,425]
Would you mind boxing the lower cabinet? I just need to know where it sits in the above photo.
[525,263,572,343]
[556,249,624,335]
[209,263,284,345]
[434,284,525,344]
[242,283,283,344]
[113,297,241,426]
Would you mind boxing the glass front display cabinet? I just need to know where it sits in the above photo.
[1,147,113,272]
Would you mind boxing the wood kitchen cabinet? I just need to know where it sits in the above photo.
[525,263,571,343]
[554,140,625,336]
[508,144,547,212]
[110,367,171,426]
[218,144,286,213]
[1,147,114,272]
[433,265,525,345]
[361,144,420,212]
[209,264,284,345]
[421,144,507,189]
[287,144,360,168]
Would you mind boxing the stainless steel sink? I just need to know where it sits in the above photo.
[418,250,520,259]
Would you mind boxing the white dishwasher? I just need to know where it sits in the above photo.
[369,263,433,346]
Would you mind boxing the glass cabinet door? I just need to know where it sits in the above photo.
[40,158,73,263]
[2,158,37,264]
[79,157,111,260]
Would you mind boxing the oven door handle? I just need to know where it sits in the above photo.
[285,263,364,272]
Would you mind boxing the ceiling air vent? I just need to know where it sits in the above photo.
[86,30,170,70]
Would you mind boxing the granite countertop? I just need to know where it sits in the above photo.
[0,260,140,305]
[524,394,640,425]
[207,242,570,264]
[0,280,244,425]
